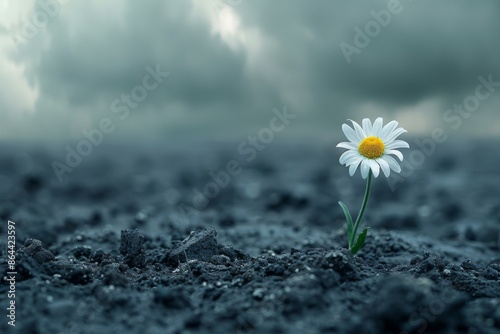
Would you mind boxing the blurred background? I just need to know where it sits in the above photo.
[1,0,499,145]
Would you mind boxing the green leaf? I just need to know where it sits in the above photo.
[350,227,369,255]
[338,201,354,242]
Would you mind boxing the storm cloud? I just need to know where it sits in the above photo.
[1,0,499,141]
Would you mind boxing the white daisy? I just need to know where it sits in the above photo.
[336,118,409,179]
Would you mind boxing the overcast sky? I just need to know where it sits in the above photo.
[1,0,500,142]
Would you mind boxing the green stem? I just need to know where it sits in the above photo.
[349,170,372,247]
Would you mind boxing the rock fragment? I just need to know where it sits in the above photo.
[20,238,55,264]
[120,229,146,268]
[163,227,219,266]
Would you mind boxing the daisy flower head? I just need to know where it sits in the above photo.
[337,118,409,179]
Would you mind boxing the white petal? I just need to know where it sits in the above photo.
[336,142,358,150]
[344,154,362,166]
[372,117,383,137]
[376,158,391,177]
[339,150,358,165]
[368,159,380,177]
[385,140,410,150]
[360,159,370,179]
[386,149,404,161]
[379,120,398,142]
[362,119,373,136]
[342,124,361,145]
[349,119,366,141]
[349,158,363,176]
[382,155,402,173]
[384,128,407,144]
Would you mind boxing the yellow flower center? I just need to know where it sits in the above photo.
[358,136,385,159]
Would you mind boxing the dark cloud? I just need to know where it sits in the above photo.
[1,0,500,140]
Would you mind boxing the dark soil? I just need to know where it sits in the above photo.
[0,140,499,334]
